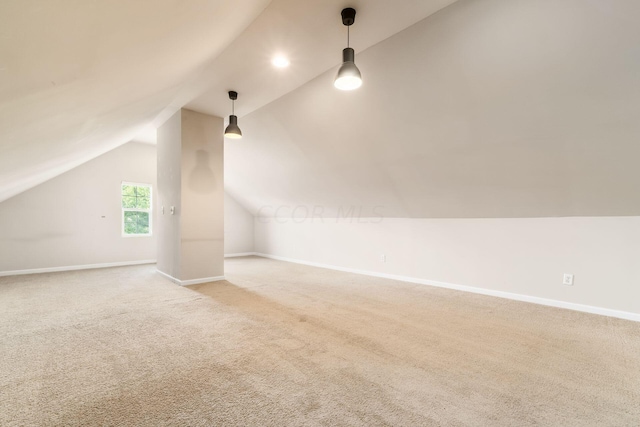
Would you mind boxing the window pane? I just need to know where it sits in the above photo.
[137,196,151,209]
[136,186,150,199]
[122,184,151,209]
[124,211,137,234]
[122,184,136,208]
[122,195,137,209]
[136,211,150,234]
[136,186,151,209]
[122,184,136,197]
[124,211,150,235]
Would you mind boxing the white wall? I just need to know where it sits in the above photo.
[254,217,640,317]
[0,142,157,273]
[224,192,254,255]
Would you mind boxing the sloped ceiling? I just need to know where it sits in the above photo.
[0,0,458,203]
[225,0,640,218]
[0,0,271,202]
[4,0,639,219]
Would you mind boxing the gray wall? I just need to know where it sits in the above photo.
[180,109,224,280]
[157,109,224,282]
[0,142,157,273]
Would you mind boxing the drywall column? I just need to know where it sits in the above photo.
[157,109,224,283]
[157,111,182,279]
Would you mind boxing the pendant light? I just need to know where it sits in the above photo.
[334,8,362,91]
[224,91,242,139]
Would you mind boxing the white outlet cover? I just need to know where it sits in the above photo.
[563,274,574,286]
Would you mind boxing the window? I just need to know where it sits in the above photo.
[122,182,152,236]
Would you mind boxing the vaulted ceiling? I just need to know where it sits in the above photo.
[0,0,457,203]
[2,0,640,218]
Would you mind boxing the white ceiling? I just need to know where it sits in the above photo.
[226,0,640,218]
[183,0,459,119]
[0,0,458,203]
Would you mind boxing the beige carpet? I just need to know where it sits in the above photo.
[1,257,639,426]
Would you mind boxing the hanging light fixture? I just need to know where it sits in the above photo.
[334,8,362,91]
[224,91,242,139]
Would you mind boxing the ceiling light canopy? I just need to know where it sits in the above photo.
[224,91,242,139]
[334,8,362,91]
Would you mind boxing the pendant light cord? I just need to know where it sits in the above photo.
[347,25,350,48]
[232,99,235,115]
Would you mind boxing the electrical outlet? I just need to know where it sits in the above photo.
[563,274,574,286]
[380,254,386,263]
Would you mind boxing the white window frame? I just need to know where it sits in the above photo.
[121,181,152,237]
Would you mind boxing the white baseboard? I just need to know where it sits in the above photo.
[254,253,640,323]
[156,269,225,286]
[224,252,257,258]
[0,260,157,277]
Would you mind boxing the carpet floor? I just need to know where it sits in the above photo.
[1,256,639,426]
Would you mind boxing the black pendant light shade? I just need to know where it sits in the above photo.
[225,114,242,139]
[335,47,362,90]
[224,91,242,139]
[334,8,362,90]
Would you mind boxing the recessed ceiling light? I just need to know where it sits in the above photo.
[271,56,290,68]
